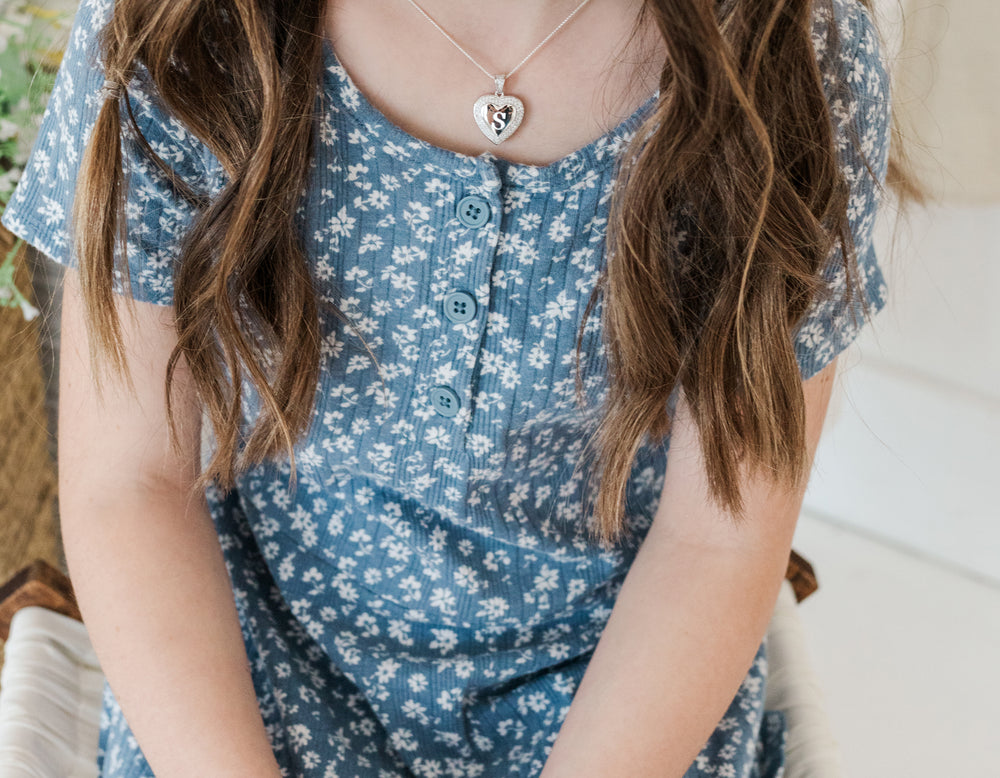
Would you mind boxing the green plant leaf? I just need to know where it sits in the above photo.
[0,2,71,320]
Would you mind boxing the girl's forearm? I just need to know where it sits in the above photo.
[541,364,836,777]
[61,483,281,778]
[539,530,789,777]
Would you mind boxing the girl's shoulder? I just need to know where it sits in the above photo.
[791,0,893,380]
[812,0,886,83]
[1,0,211,302]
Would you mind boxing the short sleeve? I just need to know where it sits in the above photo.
[792,0,892,380]
[0,0,212,306]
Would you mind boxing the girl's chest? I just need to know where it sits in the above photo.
[281,119,625,486]
[301,143,614,359]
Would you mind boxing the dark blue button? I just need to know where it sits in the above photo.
[443,290,477,324]
[429,386,460,417]
[456,195,491,228]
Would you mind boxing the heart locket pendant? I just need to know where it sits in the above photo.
[473,75,524,145]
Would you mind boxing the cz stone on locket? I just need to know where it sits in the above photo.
[473,75,524,145]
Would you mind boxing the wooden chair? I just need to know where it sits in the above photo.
[0,554,841,777]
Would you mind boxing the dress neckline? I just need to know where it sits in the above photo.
[319,37,659,187]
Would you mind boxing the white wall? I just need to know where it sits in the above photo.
[803,202,1000,584]
[802,0,1000,585]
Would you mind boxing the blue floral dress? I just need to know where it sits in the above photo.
[2,0,890,775]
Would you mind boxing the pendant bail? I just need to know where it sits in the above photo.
[493,74,506,96]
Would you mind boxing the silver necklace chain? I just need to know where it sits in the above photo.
[402,0,594,86]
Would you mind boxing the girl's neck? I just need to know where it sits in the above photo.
[389,0,604,59]
[324,0,664,166]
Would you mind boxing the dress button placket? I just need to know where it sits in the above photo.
[428,168,503,451]
[459,170,516,462]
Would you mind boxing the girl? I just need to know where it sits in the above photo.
[1,0,904,775]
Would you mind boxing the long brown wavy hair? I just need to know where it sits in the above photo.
[73,0,916,546]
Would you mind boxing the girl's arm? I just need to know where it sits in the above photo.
[540,358,838,777]
[58,269,281,778]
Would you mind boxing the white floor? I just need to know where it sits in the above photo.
[790,511,1000,778]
